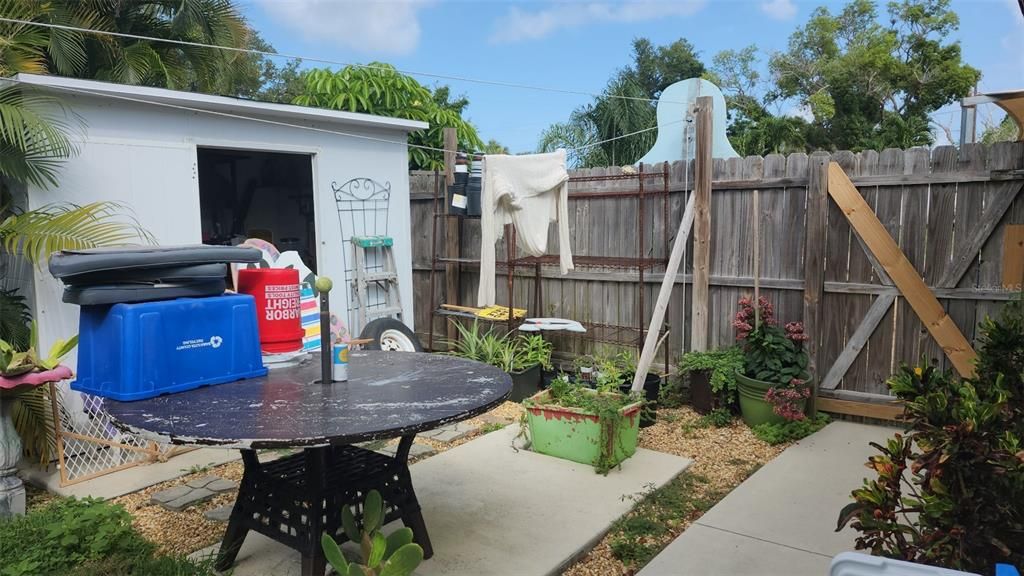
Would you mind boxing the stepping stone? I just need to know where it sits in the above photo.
[430,421,476,443]
[204,505,233,523]
[186,475,221,489]
[163,487,215,512]
[409,444,436,459]
[151,485,192,505]
[207,478,237,493]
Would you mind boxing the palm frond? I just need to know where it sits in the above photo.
[10,384,61,465]
[0,288,32,349]
[0,201,154,263]
[0,0,50,76]
[0,86,81,188]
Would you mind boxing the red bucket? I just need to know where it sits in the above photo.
[237,268,304,354]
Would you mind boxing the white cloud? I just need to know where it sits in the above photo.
[759,0,797,21]
[257,0,431,55]
[490,1,707,44]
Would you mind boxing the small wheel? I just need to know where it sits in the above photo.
[360,318,423,352]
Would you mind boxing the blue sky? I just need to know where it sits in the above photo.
[242,0,1024,152]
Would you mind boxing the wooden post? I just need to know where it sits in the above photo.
[443,127,458,347]
[690,96,712,352]
[631,193,696,392]
[753,188,760,329]
[803,153,829,417]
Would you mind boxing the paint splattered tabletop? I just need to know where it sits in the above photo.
[103,351,511,449]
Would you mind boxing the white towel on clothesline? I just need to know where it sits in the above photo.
[477,150,574,306]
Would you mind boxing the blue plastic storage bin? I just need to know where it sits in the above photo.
[71,294,268,401]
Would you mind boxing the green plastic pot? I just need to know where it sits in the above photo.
[736,372,810,427]
[524,389,641,471]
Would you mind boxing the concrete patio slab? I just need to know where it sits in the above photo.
[196,425,692,575]
[639,524,832,576]
[638,421,896,576]
[21,447,240,500]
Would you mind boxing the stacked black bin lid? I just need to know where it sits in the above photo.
[448,153,469,215]
[49,245,262,306]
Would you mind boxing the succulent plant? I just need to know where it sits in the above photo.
[321,490,424,576]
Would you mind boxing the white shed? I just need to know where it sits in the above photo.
[12,73,426,376]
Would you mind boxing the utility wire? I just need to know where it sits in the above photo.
[5,78,677,158]
[0,17,681,105]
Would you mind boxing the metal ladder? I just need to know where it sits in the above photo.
[351,235,402,329]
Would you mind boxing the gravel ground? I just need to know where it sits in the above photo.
[110,401,525,556]
[561,407,787,576]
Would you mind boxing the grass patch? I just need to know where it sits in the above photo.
[607,474,719,568]
[0,497,217,576]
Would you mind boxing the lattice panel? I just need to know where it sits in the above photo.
[52,386,189,486]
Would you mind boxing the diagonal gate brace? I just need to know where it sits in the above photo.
[827,162,977,378]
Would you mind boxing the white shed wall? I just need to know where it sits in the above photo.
[29,93,416,378]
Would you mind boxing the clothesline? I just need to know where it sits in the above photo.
[0,18,685,106]
[3,78,684,159]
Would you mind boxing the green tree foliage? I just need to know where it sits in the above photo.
[217,31,304,103]
[980,115,1020,144]
[628,37,705,100]
[294,64,483,170]
[537,112,608,168]
[768,0,980,150]
[2,0,250,91]
[482,139,510,154]
[706,45,808,156]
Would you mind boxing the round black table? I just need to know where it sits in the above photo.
[104,351,511,576]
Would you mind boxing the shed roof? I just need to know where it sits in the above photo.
[11,73,429,133]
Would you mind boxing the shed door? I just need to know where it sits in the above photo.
[30,140,199,423]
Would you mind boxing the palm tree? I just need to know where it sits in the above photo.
[2,0,249,91]
[1,1,161,462]
[583,74,656,166]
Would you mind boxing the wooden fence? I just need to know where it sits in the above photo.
[408,142,1024,407]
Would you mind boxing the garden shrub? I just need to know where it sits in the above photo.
[0,497,215,576]
[751,414,829,445]
[837,296,1024,573]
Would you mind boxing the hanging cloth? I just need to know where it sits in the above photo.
[478,149,574,306]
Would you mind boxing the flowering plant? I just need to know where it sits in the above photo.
[734,296,811,420]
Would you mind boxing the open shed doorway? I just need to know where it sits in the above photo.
[197,147,317,272]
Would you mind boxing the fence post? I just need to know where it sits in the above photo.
[443,127,458,347]
[804,152,830,416]
[690,96,712,352]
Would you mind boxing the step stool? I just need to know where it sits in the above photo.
[351,236,403,330]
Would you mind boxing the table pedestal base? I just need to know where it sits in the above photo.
[215,436,432,576]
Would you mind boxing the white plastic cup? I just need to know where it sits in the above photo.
[332,342,349,382]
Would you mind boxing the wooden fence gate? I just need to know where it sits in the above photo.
[407,143,1024,419]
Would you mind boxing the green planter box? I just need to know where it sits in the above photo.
[736,372,810,427]
[524,390,642,471]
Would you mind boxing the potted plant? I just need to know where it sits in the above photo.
[601,350,662,427]
[732,296,812,426]
[573,354,596,384]
[523,370,642,474]
[0,329,77,517]
[518,333,553,391]
[678,347,744,414]
[448,322,544,402]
